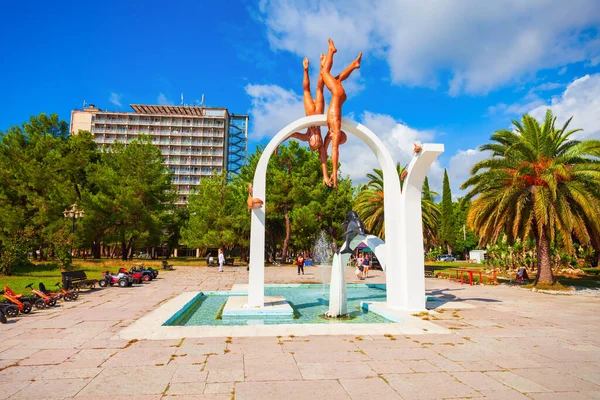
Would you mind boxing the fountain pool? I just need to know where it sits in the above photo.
[164,284,397,326]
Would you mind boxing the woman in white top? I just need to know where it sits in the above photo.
[218,249,225,272]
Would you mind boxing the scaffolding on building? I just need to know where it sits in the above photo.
[227,114,248,179]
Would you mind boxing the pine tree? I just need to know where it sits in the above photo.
[440,169,454,254]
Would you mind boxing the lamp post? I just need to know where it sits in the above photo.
[63,204,85,233]
[63,204,85,255]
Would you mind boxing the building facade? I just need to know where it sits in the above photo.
[70,104,248,204]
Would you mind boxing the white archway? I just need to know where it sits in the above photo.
[247,114,443,311]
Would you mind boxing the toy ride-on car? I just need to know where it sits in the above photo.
[25,283,59,307]
[4,285,46,310]
[1,289,33,315]
[127,266,156,282]
[0,303,19,319]
[119,268,144,284]
[99,271,133,287]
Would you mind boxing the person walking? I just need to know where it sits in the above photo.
[363,254,371,278]
[218,249,225,272]
[356,253,364,280]
[297,254,305,275]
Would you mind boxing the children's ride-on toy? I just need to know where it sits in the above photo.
[128,266,156,282]
[0,303,18,319]
[0,308,6,324]
[25,283,58,307]
[134,263,159,279]
[38,282,79,301]
[98,271,133,287]
[3,286,46,310]
[119,268,144,284]
[0,290,32,314]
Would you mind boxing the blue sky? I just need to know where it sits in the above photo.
[2,0,599,195]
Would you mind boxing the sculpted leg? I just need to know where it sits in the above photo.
[318,144,331,187]
[330,125,342,189]
[302,58,316,115]
[337,52,362,82]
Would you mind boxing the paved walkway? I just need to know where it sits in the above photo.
[1,265,599,399]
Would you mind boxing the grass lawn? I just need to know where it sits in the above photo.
[0,257,204,295]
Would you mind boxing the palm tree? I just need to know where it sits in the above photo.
[461,110,600,284]
[354,163,440,246]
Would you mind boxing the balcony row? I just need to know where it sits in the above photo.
[94,118,225,127]
[93,127,224,136]
[94,137,224,147]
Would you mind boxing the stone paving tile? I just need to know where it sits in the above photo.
[528,392,596,399]
[290,350,368,363]
[19,348,79,366]
[244,353,302,381]
[0,365,49,381]
[298,361,377,380]
[0,381,31,400]
[339,377,402,399]
[77,365,177,396]
[203,382,234,394]
[450,371,510,392]
[367,360,413,374]
[0,346,40,360]
[38,367,104,380]
[204,353,243,371]
[11,378,91,399]
[171,365,208,383]
[206,369,244,382]
[235,380,351,400]
[167,382,206,395]
[383,372,480,399]
[510,368,600,392]
[161,395,230,400]
[485,370,551,393]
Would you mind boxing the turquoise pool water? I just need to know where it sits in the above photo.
[164,284,395,326]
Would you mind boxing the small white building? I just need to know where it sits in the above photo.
[469,250,487,264]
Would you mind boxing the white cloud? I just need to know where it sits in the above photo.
[448,149,492,197]
[529,74,600,140]
[339,111,439,187]
[157,93,172,105]
[257,0,600,95]
[109,92,122,107]
[587,56,600,67]
[245,84,305,140]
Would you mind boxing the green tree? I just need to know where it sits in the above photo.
[451,199,479,255]
[353,164,440,244]
[0,114,77,268]
[82,136,177,260]
[440,169,455,253]
[461,111,600,284]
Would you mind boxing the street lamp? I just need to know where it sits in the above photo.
[63,204,85,233]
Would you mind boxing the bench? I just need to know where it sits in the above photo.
[225,258,235,266]
[161,260,174,270]
[61,271,98,290]
[424,266,436,277]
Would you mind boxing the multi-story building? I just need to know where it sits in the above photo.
[70,104,248,204]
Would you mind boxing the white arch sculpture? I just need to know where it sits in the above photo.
[248,115,443,311]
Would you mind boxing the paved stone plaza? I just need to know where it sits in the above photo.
[1,265,599,399]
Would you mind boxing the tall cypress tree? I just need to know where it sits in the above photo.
[440,169,454,253]
[422,176,433,202]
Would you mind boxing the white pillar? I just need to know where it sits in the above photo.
[398,144,444,311]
